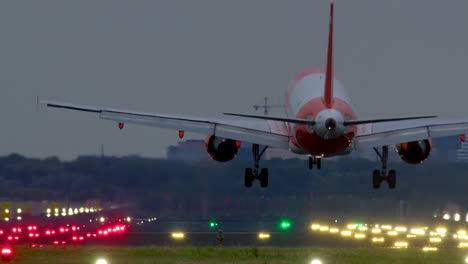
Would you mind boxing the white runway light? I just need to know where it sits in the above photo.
[96,258,108,264]
[310,259,322,264]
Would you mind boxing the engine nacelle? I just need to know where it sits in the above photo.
[205,135,241,162]
[395,139,431,164]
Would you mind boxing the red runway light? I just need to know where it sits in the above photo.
[14,237,19,240]
[45,230,51,235]
[79,236,84,241]
[0,230,3,235]
[7,236,12,241]
[53,241,59,245]
[1,248,11,255]
[72,236,77,241]
[29,233,34,238]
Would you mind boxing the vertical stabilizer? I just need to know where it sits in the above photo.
[324,2,334,108]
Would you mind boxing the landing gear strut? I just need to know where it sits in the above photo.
[373,146,396,189]
[308,156,322,170]
[245,144,269,188]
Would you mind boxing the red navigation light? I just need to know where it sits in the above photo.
[118,123,124,129]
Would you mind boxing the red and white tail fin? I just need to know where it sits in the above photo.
[324,2,334,108]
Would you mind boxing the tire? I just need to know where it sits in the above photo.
[308,157,313,169]
[388,170,396,189]
[317,158,322,170]
[372,170,381,189]
[244,168,253,188]
[260,168,269,188]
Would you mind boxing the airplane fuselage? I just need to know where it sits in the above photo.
[285,68,356,157]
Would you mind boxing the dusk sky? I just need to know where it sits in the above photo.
[0,0,467,160]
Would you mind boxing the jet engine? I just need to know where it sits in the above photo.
[395,139,431,164]
[205,135,241,162]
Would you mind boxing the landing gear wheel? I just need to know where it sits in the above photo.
[387,170,396,189]
[259,168,269,188]
[372,169,381,189]
[317,158,322,170]
[308,157,313,169]
[244,168,254,188]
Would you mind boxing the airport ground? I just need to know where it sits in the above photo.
[7,245,468,264]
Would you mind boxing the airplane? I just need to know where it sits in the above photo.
[40,2,468,189]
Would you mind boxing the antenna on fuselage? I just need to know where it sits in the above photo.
[323,2,334,108]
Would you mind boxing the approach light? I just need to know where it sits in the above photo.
[310,259,322,264]
[96,258,108,264]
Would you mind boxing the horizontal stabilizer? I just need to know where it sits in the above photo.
[223,113,315,125]
[224,112,436,126]
[344,116,437,126]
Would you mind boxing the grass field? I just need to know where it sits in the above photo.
[7,246,468,264]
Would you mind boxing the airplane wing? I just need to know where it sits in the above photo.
[354,118,468,151]
[40,100,290,149]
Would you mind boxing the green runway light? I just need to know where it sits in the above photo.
[280,220,291,230]
[209,221,219,228]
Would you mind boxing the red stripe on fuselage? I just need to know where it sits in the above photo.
[292,97,356,157]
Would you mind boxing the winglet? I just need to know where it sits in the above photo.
[324,2,334,108]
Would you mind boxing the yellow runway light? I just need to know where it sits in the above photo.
[372,237,385,243]
[387,231,398,236]
[436,227,447,234]
[258,233,270,239]
[319,226,329,232]
[311,224,321,230]
[354,233,366,239]
[395,226,407,232]
[371,228,381,234]
[422,247,438,252]
[394,241,408,248]
[458,230,467,236]
[171,232,185,239]
[429,237,442,243]
[347,224,357,230]
[407,234,417,238]
[381,225,392,230]
[459,242,468,248]
[329,228,339,234]
[410,228,425,235]
[358,226,368,231]
[341,230,352,237]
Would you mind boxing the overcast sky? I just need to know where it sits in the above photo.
[0,0,467,160]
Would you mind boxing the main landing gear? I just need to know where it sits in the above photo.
[245,144,269,188]
[308,156,322,170]
[373,146,396,189]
